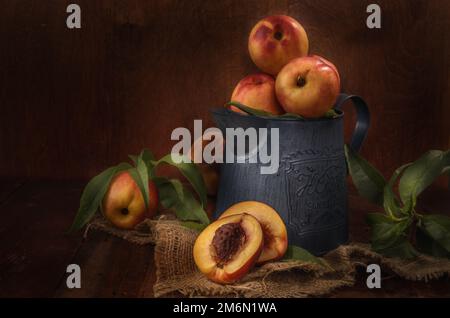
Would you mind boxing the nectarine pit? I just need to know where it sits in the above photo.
[212,222,246,266]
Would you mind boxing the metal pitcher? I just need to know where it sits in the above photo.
[211,93,370,255]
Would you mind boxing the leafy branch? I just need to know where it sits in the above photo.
[69,149,210,232]
[345,145,450,259]
[227,101,340,119]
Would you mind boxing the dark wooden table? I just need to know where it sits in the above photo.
[0,178,449,298]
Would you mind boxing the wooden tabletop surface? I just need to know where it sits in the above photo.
[0,178,448,298]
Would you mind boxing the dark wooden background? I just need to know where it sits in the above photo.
[0,0,449,182]
[0,0,449,298]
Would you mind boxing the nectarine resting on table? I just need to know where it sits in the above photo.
[102,171,158,229]
[230,73,284,115]
[275,55,340,118]
[248,15,309,75]
[220,201,288,264]
[193,214,263,284]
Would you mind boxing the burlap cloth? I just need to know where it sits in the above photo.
[85,216,450,297]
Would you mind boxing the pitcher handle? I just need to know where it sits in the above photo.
[334,93,370,152]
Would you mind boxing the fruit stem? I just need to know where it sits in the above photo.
[296,76,307,88]
[274,31,283,40]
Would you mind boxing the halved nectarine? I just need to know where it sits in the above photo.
[220,201,288,264]
[193,213,263,284]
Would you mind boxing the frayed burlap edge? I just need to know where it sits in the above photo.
[84,216,158,245]
[85,217,450,298]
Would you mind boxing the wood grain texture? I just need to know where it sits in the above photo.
[0,179,448,297]
[0,0,449,183]
[55,231,156,298]
[0,177,26,204]
[0,179,84,297]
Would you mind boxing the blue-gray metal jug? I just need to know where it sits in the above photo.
[211,93,370,255]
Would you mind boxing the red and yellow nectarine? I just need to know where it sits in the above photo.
[248,15,309,75]
[102,171,158,229]
[193,213,263,284]
[220,201,288,264]
[230,73,284,115]
[275,55,340,118]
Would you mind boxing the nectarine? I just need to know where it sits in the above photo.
[248,15,309,75]
[102,171,158,229]
[220,201,288,264]
[275,56,340,118]
[193,213,263,284]
[230,73,284,115]
[311,54,340,83]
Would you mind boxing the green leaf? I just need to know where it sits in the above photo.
[140,148,155,162]
[156,180,179,208]
[383,163,412,217]
[283,245,329,268]
[175,187,210,224]
[129,156,150,210]
[140,148,156,176]
[345,144,386,205]
[129,149,156,176]
[153,177,184,203]
[277,112,304,119]
[137,160,151,206]
[227,101,275,118]
[180,221,207,232]
[366,213,411,250]
[157,180,210,224]
[416,227,450,258]
[68,162,132,232]
[383,185,401,218]
[420,215,450,254]
[127,149,160,210]
[366,213,417,259]
[226,101,339,120]
[323,109,340,118]
[128,154,138,165]
[154,153,207,209]
[376,236,418,259]
[399,150,449,210]
[227,101,339,120]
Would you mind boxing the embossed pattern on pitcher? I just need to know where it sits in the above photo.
[283,146,347,236]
